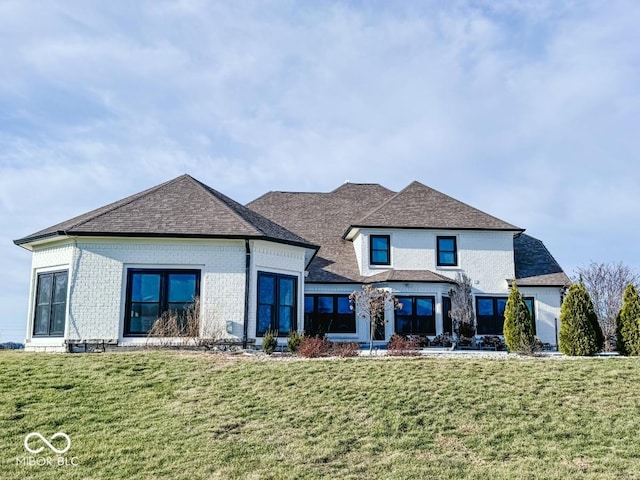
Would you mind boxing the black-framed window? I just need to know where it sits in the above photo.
[257,272,297,337]
[442,296,452,335]
[33,271,68,336]
[476,296,536,335]
[370,235,391,265]
[437,236,458,266]
[395,296,436,335]
[125,269,200,336]
[304,295,356,335]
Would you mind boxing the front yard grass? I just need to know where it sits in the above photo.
[2,351,640,479]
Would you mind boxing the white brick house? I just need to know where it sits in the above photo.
[15,175,569,351]
[15,176,317,352]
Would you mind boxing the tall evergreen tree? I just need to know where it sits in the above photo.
[503,283,535,353]
[617,284,640,355]
[559,283,603,356]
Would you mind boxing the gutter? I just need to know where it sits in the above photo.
[243,240,251,349]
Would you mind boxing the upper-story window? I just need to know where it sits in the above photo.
[437,236,458,267]
[370,235,391,265]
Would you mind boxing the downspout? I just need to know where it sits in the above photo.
[242,240,251,349]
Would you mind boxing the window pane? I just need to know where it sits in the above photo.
[372,236,388,250]
[395,316,411,334]
[51,304,66,335]
[442,296,452,334]
[37,274,53,305]
[334,315,356,333]
[53,273,68,303]
[439,238,454,251]
[258,275,275,305]
[416,298,433,316]
[372,250,389,264]
[168,274,196,302]
[279,278,295,306]
[439,252,455,265]
[477,298,494,316]
[318,296,334,313]
[257,305,272,335]
[304,296,314,313]
[140,304,160,333]
[497,299,507,316]
[337,296,351,314]
[34,306,50,335]
[525,299,534,316]
[396,297,412,316]
[132,274,161,302]
[279,307,292,334]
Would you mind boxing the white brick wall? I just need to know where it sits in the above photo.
[520,286,563,346]
[24,237,310,350]
[356,229,515,293]
[249,240,307,344]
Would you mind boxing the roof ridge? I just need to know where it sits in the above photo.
[353,180,520,230]
[66,175,188,231]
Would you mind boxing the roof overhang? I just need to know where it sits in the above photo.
[343,225,525,240]
[14,231,320,261]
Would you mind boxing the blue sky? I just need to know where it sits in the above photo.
[2,0,639,342]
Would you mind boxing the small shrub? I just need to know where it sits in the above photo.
[481,335,505,351]
[262,329,278,355]
[287,331,303,353]
[388,334,420,356]
[297,336,332,358]
[430,334,453,348]
[559,283,603,356]
[617,284,640,355]
[331,342,360,358]
[503,283,535,353]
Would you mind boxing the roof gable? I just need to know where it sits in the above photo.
[348,181,521,234]
[15,175,315,248]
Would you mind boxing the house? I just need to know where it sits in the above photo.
[14,175,569,352]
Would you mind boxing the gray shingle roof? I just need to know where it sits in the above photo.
[248,183,397,282]
[14,175,317,249]
[511,234,571,287]
[363,270,456,284]
[346,181,522,235]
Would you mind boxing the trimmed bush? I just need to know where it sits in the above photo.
[388,334,420,356]
[617,284,640,355]
[262,329,277,355]
[287,330,303,353]
[297,336,332,358]
[331,342,360,358]
[503,283,535,353]
[559,283,603,356]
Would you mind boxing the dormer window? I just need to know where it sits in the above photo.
[437,236,457,266]
[370,235,391,265]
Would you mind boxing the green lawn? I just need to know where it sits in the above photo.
[2,351,640,479]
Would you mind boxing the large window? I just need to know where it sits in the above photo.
[437,236,458,267]
[370,235,391,265]
[476,296,536,335]
[395,296,436,335]
[257,272,298,336]
[33,271,68,336]
[125,269,200,336]
[304,295,356,335]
